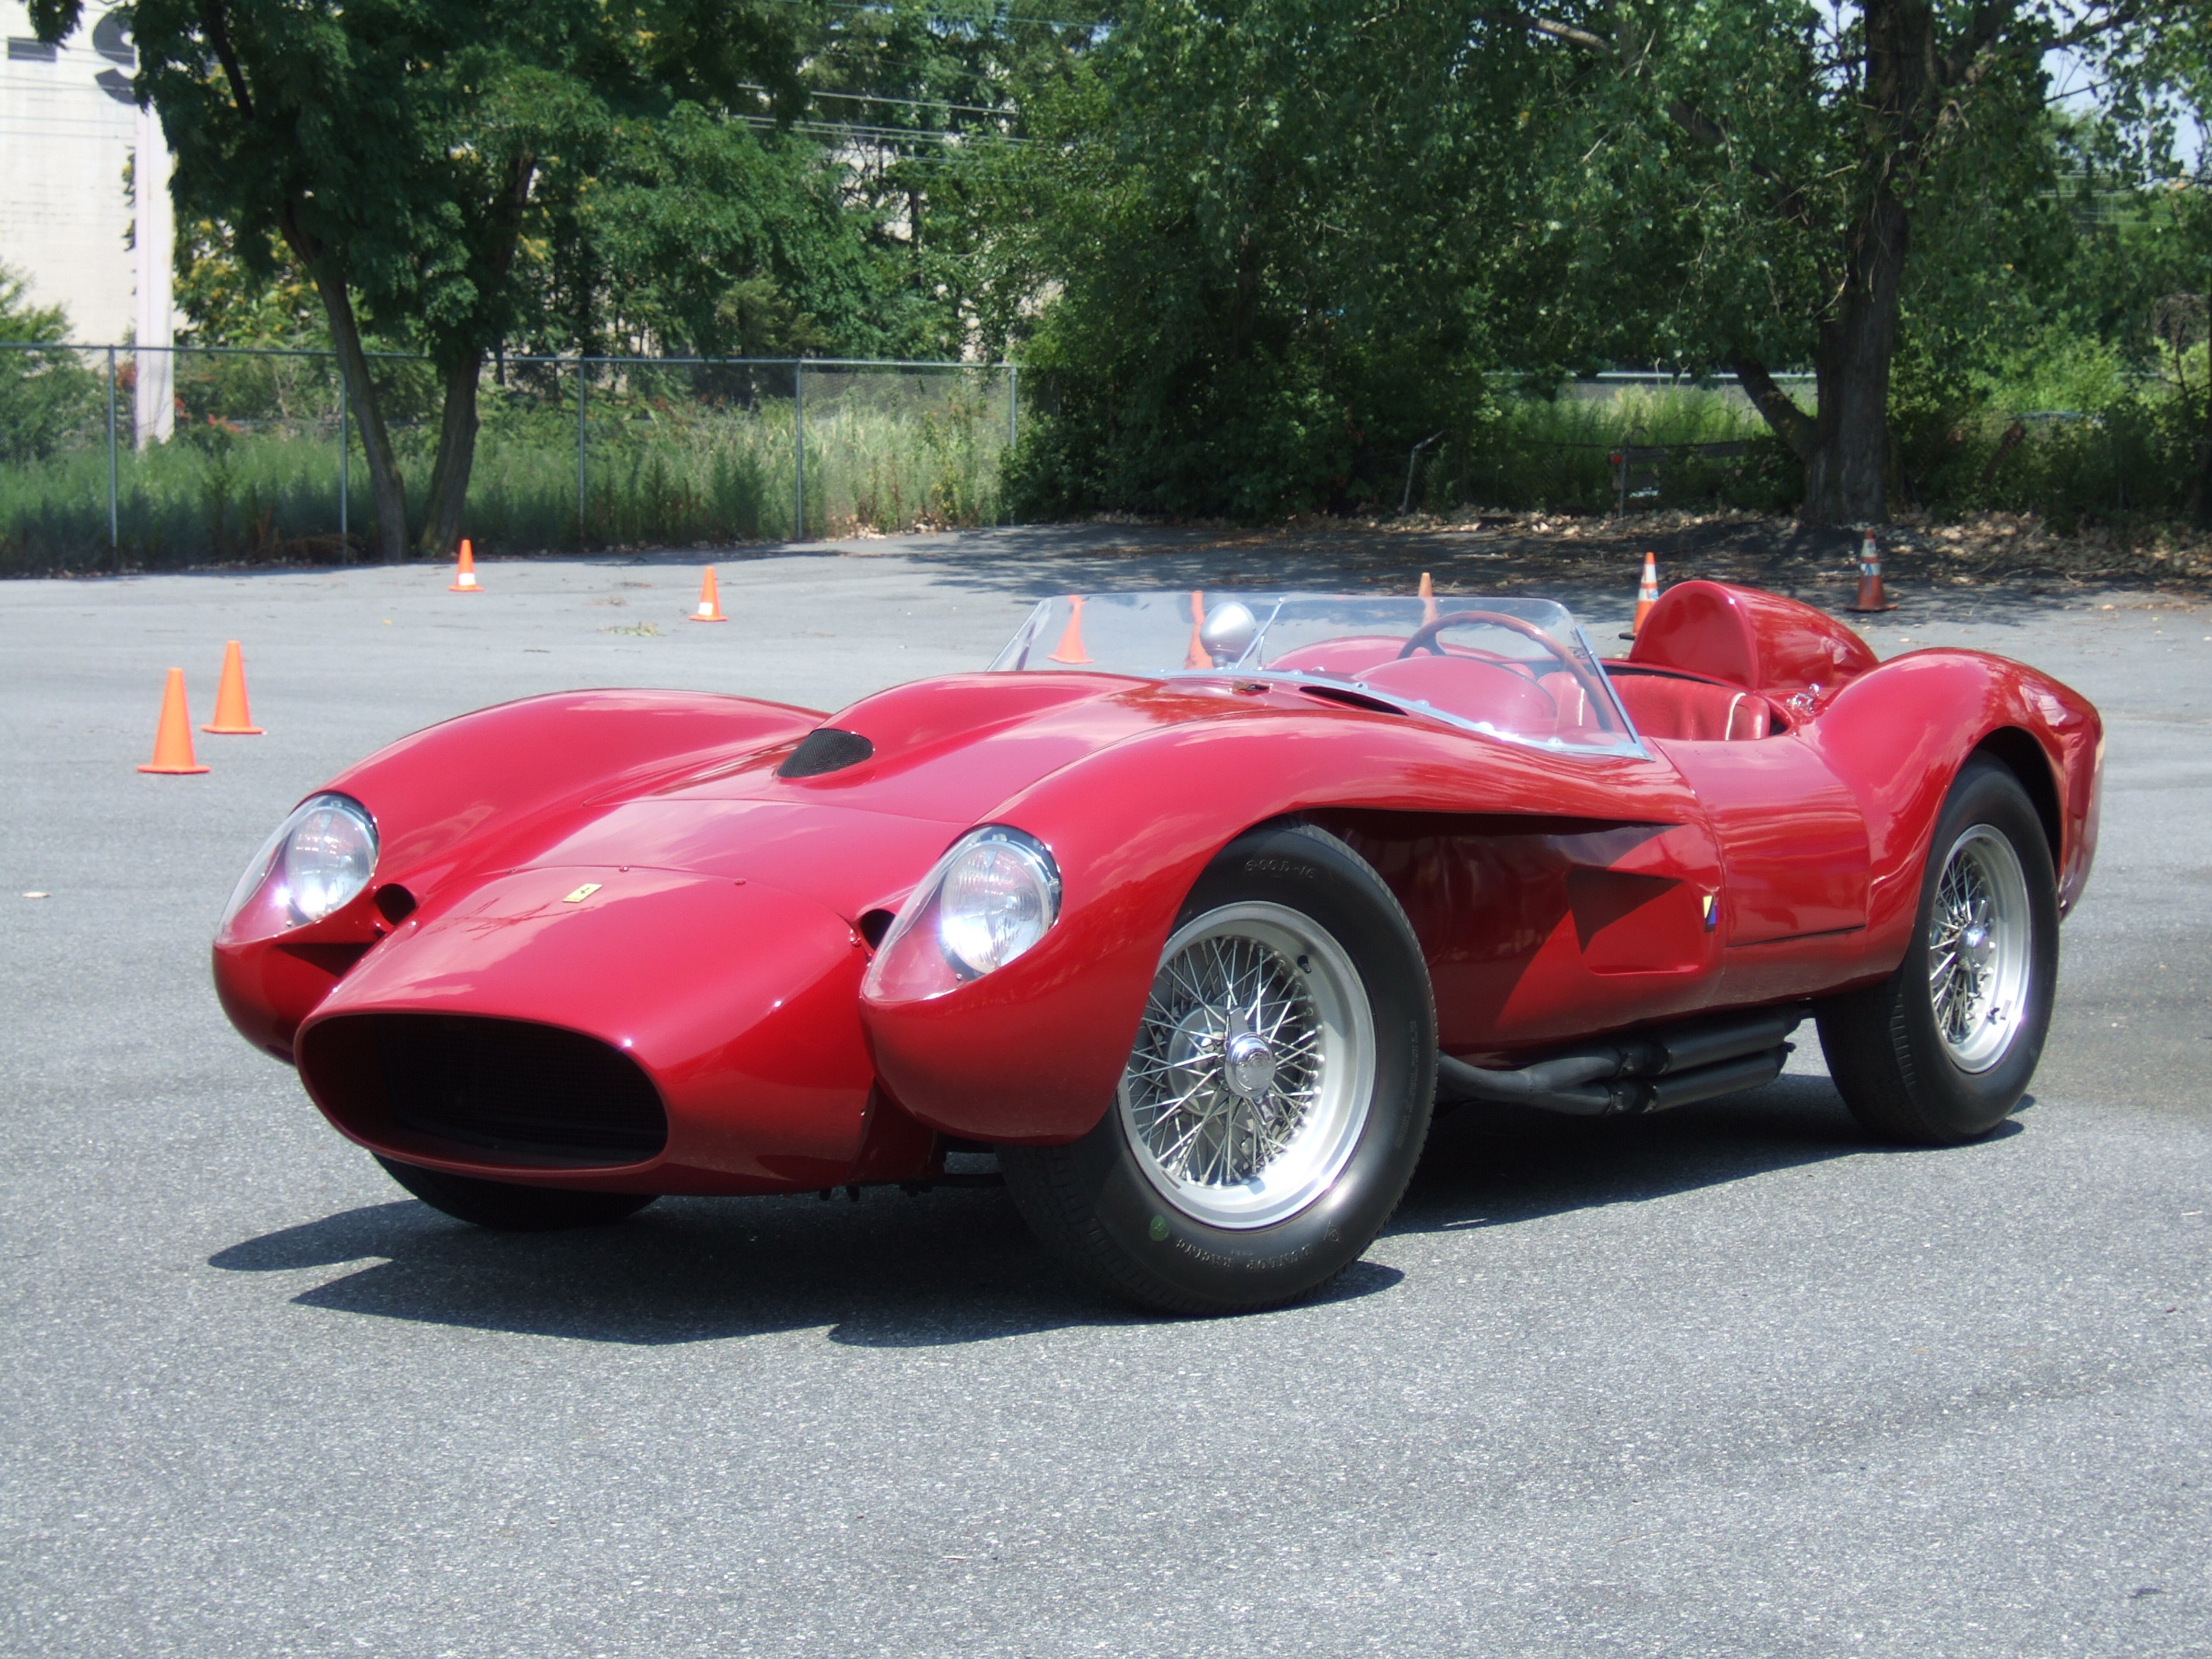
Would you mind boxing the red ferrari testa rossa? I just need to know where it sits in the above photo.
[214,580,2101,1313]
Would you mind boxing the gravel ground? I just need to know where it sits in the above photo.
[2,528,2207,1657]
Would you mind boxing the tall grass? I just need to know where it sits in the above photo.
[9,352,2200,572]
[1412,387,1791,516]
[0,356,1015,574]
[1410,368,2201,528]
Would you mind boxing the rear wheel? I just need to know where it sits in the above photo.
[1817,757,2059,1145]
[374,1155,658,1230]
[1000,823,1435,1314]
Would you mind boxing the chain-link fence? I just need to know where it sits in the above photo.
[0,344,1019,572]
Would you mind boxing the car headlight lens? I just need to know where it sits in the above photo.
[937,832,1060,978]
[222,793,378,931]
[862,826,1062,1001]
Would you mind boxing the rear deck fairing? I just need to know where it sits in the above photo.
[1626,580,2101,929]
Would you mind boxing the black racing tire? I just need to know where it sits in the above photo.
[374,1155,659,1231]
[1000,823,1435,1315]
[1816,756,2060,1146]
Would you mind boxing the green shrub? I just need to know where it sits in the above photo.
[0,269,103,465]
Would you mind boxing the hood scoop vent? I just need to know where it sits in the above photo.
[1298,683,1404,717]
[778,727,875,778]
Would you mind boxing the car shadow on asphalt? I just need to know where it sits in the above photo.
[1393,1074,2026,1238]
[208,1179,1407,1346]
[210,1182,1137,1346]
[210,1075,2024,1345]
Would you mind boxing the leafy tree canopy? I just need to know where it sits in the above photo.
[0,264,101,463]
[34,0,809,559]
[1007,0,1570,518]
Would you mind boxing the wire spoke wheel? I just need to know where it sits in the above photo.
[1817,759,2060,1147]
[1118,901,1374,1229]
[1000,823,1431,1312]
[1925,823,2033,1073]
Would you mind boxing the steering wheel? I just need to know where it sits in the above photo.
[1399,609,1575,666]
[1396,609,1619,734]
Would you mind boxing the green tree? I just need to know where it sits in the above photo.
[522,106,937,361]
[1533,0,2160,525]
[1006,0,1563,517]
[0,265,101,463]
[173,219,326,348]
[2134,12,2212,520]
[796,0,1100,360]
[33,0,805,562]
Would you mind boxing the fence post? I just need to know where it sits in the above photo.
[105,345,118,557]
[1007,363,1018,448]
[576,357,588,545]
[337,361,349,555]
[792,358,805,543]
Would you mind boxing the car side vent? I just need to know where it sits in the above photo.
[375,1014,667,1163]
[778,727,875,778]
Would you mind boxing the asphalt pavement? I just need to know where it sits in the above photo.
[2,530,2207,1657]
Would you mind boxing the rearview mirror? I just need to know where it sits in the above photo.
[1198,601,1259,666]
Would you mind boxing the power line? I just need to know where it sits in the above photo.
[740,113,1028,146]
[739,81,1015,117]
[767,0,1110,32]
[809,85,1014,117]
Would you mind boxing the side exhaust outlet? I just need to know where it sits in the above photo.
[1436,1006,1807,1118]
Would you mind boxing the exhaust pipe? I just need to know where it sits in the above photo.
[1436,1005,1805,1118]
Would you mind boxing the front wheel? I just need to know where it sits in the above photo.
[375,1155,659,1230]
[1817,756,2060,1145]
[1000,823,1435,1315]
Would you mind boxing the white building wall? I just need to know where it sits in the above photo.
[0,0,171,371]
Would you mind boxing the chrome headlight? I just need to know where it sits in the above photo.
[937,830,1062,977]
[862,826,1062,1001]
[223,793,378,931]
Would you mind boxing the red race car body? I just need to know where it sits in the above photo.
[214,581,2100,1309]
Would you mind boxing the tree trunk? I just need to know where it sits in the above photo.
[1733,356,1816,457]
[289,241,408,563]
[1729,199,1911,528]
[409,151,533,560]
[416,354,482,558]
[1800,193,1910,526]
[1978,419,2028,492]
[1718,0,1941,528]
[2197,282,2212,528]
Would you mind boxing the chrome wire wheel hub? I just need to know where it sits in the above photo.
[1928,824,2033,1073]
[1118,902,1374,1229]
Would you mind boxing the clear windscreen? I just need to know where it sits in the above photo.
[989,591,1640,755]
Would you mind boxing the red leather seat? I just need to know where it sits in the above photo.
[1612,673,1772,742]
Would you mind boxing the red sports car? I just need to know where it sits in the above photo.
[214,580,2101,1313]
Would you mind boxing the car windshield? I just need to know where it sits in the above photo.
[989,591,1641,756]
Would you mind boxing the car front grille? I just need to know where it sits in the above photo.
[373,1014,667,1163]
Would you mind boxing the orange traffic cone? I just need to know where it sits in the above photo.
[1630,551,1660,637]
[448,538,482,593]
[138,669,210,774]
[201,640,263,734]
[690,565,729,623]
[1419,571,1438,626]
[1184,590,1209,669]
[1846,530,1897,612]
[1047,595,1093,664]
